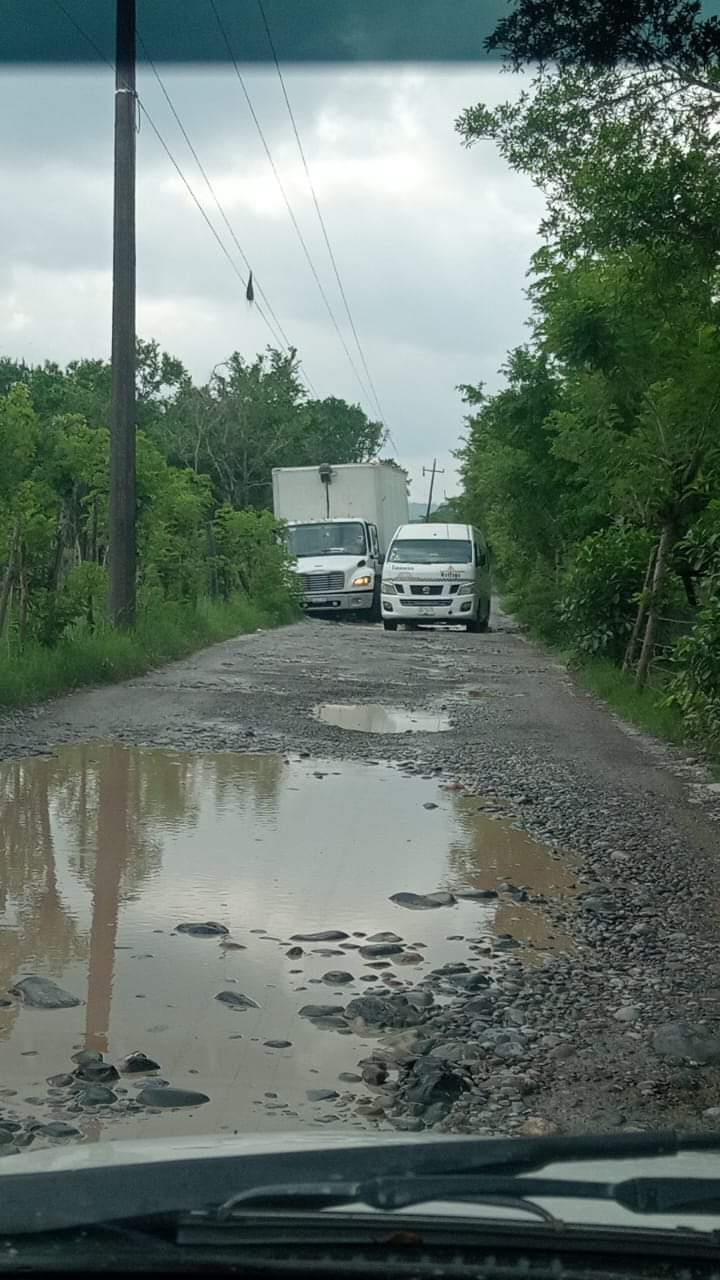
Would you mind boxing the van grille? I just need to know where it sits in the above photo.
[409,584,443,596]
[300,571,344,593]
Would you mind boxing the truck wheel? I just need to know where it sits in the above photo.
[383,620,398,632]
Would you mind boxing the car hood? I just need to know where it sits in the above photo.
[3,1132,720,1236]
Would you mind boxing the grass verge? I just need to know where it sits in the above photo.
[0,592,298,709]
[570,658,687,744]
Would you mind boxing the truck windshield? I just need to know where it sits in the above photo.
[287,522,367,557]
[388,539,472,564]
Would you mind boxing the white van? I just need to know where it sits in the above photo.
[381,522,491,633]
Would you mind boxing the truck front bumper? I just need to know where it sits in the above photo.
[303,589,374,612]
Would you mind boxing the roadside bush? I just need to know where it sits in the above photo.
[504,557,565,642]
[665,598,720,748]
[212,506,300,608]
[560,526,655,661]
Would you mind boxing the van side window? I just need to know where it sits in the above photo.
[474,540,487,568]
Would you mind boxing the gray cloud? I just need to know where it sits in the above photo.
[0,64,542,497]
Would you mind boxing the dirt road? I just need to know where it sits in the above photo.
[1,609,720,1146]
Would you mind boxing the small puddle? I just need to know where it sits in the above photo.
[313,703,449,734]
[0,746,578,1146]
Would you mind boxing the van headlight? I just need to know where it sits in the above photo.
[352,574,373,588]
[382,582,396,594]
[457,582,475,595]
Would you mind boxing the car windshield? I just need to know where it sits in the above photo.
[287,522,367,557]
[7,0,720,1256]
[389,539,472,564]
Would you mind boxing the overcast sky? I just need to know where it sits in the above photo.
[0,63,543,502]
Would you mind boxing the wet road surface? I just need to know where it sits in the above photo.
[1,609,720,1145]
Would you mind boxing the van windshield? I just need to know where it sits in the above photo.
[388,539,472,565]
[287,522,367,557]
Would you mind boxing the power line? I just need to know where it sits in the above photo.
[138,36,312,375]
[52,0,318,397]
[208,0,379,419]
[256,0,392,439]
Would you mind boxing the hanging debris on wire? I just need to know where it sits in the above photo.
[246,270,255,303]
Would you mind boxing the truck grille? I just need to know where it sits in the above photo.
[300,571,344,593]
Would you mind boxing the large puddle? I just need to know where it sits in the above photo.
[0,747,578,1146]
[313,703,449,733]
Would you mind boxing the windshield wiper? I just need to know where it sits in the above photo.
[215,1171,720,1219]
[3,1131,720,1235]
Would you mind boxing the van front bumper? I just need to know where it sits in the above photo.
[381,598,475,621]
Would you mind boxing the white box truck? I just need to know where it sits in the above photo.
[272,462,409,617]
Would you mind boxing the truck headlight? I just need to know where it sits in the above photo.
[352,574,372,587]
[457,582,476,595]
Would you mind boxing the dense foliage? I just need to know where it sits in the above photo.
[0,343,381,683]
[457,9,720,744]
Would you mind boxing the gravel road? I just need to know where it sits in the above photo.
[3,606,720,1140]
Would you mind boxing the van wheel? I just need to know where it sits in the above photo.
[383,620,398,632]
[466,618,480,633]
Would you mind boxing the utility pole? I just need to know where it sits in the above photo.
[422,459,444,520]
[109,0,137,627]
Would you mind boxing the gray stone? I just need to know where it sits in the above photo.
[366,932,403,944]
[215,991,260,1010]
[264,1040,292,1049]
[390,1115,425,1131]
[38,1121,81,1138]
[613,1006,641,1024]
[74,1060,120,1084]
[10,976,82,1009]
[290,931,349,943]
[137,1086,209,1108]
[306,1089,339,1102]
[298,1004,346,1019]
[118,1052,161,1074]
[322,971,355,985]
[361,1061,388,1086]
[389,892,456,910]
[176,922,229,937]
[77,1085,117,1106]
[46,1074,74,1088]
[345,993,422,1029]
[359,943,404,958]
[652,1021,720,1064]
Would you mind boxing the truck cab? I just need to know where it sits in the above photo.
[272,462,409,620]
[285,517,381,615]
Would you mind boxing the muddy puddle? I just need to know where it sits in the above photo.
[0,746,578,1146]
[313,703,449,733]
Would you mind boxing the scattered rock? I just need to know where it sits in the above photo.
[361,1061,388,1086]
[74,1060,120,1084]
[306,1089,339,1102]
[359,943,404,958]
[345,994,422,1029]
[215,991,260,1010]
[389,892,456,910]
[46,1074,74,1088]
[456,890,498,901]
[137,1086,209,1108]
[176,922,229,938]
[10,977,82,1009]
[77,1085,117,1106]
[652,1021,720,1064]
[518,1117,560,1137]
[286,947,304,959]
[38,1121,81,1139]
[322,971,355,985]
[264,1040,292,1049]
[118,1052,161,1074]
[290,931,349,943]
[613,1006,641,1024]
[298,1004,346,1019]
[366,933,403,944]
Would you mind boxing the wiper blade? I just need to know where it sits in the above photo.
[218,1173,720,1219]
[3,1131,720,1235]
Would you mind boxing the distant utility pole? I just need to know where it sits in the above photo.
[109,0,137,627]
[422,459,444,520]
